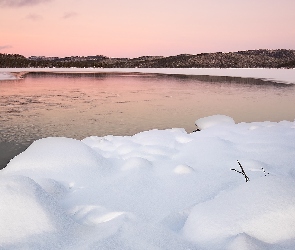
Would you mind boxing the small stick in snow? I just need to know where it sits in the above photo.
[231,160,250,182]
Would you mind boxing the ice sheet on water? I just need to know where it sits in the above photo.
[1,68,295,84]
[0,72,17,80]
[1,115,295,249]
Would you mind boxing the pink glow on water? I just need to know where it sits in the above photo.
[1,72,295,144]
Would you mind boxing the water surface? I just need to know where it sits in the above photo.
[1,72,295,169]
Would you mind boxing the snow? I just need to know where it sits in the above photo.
[0,72,17,80]
[1,68,295,248]
[195,114,235,130]
[183,177,295,247]
[0,67,295,84]
[1,115,295,249]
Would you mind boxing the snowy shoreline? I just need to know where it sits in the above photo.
[1,68,295,249]
[1,115,295,249]
[0,67,295,84]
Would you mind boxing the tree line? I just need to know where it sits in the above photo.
[1,50,295,68]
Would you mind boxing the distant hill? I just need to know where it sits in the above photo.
[0,53,30,68]
[277,59,295,68]
[1,49,295,68]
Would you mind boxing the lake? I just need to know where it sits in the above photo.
[1,71,295,169]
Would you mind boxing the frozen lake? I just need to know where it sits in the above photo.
[1,71,295,169]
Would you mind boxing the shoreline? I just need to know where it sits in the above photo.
[0,141,31,170]
[1,117,295,249]
[1,68,294,170]
[2,118,295,171]
[0,67,295,84]
[10,71,29,79]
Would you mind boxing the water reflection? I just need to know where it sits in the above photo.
[1,72,295,169]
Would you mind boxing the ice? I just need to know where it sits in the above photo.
[0,72,17,80]
[1,115,295,249]
[0,68,295,84]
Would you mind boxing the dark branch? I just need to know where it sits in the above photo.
[231,160,250,182]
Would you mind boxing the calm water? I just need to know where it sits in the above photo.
[1,72,295,169]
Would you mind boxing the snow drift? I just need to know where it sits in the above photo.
[1,115,295,249]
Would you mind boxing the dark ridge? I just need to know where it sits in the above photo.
[277,59,295,68]
[1,49,295,68]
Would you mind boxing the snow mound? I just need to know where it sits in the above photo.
[0,175,76,248]
[173,164,194,174]
[182,177,295,247]
[227,233,270,250]
[195,114,235,130]
[4,137,108,186]
[1,116,295,249]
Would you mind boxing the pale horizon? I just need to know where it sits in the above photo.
[1,0,295,58]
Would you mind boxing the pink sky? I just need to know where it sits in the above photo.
[0,0,295,58]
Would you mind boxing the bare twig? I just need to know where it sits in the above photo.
[231,160,250,182]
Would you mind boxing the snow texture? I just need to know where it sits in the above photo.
[1,115,295,249]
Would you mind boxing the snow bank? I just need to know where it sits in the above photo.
[183,177,295,248]
[0,175,77,249]
[1,116,295,249]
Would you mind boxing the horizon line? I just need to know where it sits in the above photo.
[1,48,295,59]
